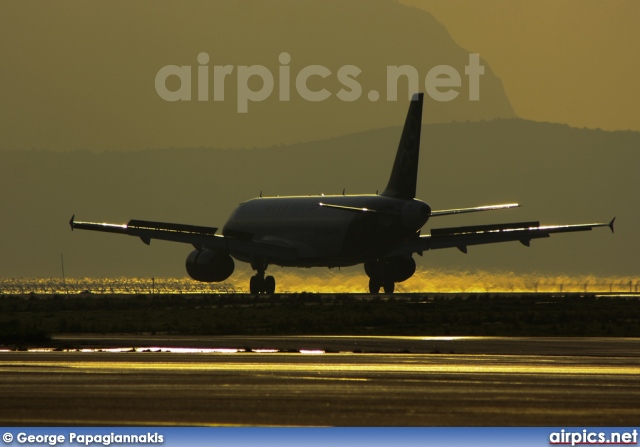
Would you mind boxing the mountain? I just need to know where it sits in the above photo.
[0,119,635,282]
[0,0,514,151]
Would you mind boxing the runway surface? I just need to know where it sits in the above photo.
[1,336,640,426]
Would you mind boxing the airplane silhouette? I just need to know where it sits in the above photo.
[70,93,614,294]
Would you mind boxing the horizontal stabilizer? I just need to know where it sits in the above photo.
[431,203,519,217]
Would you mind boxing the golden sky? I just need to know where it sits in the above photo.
[2,1,638,153]
[398,0,640,131]
[0,0,636,281]
[1,1,637,153]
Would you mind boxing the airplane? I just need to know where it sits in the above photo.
[70,93,615,294]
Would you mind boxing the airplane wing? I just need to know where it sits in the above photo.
[386,218,615,257]
[430,203,520,217]
[69,216,298,261]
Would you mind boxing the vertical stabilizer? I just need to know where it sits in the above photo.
[381,92,423,200]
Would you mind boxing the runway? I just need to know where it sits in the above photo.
[1,336,640,426]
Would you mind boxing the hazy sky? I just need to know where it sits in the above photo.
[0,1,635,283]
[398,0,640,131]
[0,0,514,151]
[1,1,637,152]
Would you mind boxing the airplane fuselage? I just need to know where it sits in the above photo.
[222,195,431,267]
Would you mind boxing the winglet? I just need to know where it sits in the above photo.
[609,217,616,234]
[69,215,75,231]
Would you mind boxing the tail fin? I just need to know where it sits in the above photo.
[381,92,423,200]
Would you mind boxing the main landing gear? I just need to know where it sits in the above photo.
[365,259,396,294]
[368,277,395,294]
[250,259,276,294]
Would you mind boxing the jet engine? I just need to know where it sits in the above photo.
[364,255,416,283]
[185,249,235,283]
[387,255,416,283]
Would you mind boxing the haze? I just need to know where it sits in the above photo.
[0,0,636,284]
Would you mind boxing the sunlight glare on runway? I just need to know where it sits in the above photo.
[3,338,640,426]
[4,354,640,376]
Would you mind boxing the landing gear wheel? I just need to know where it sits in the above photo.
[368,278,381,294]
[250,275,264,294]
[264,276,276,294]
[383,281,395,294]
[250,274,276,294]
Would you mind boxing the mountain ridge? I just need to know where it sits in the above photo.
[0,118,635,282]
[1,0,514,151]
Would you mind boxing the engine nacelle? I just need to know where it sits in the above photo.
[186,249,235,283]
[388,256,416,283]
[364,256,416,283]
